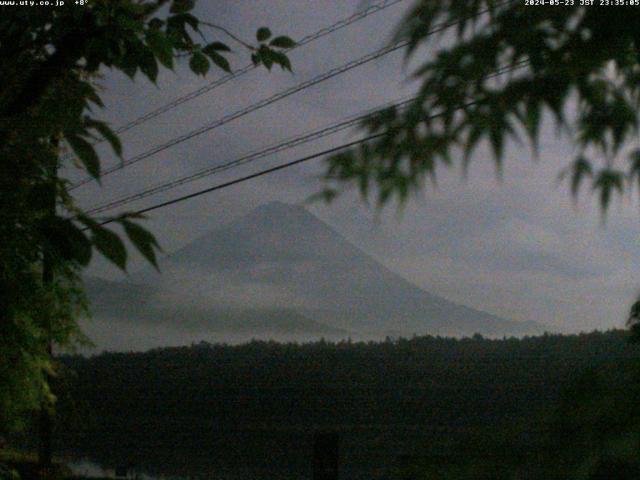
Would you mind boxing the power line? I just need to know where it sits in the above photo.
[69,7,495,191]
[84,97,415,215]
[86,60,529,216]
[91,61,530,226]
[60,0,408,165]
[112,0,408,136]
[70,40,409,190]
[95,134,385,227]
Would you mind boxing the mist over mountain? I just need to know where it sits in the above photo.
[83,202,543,351]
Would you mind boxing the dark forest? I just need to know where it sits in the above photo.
[42,330,640,479]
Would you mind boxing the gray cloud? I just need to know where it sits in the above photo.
[146,264,321,311]
[78,0,640,334]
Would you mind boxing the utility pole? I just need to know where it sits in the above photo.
[38,138,58,470]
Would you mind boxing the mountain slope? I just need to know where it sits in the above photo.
[84,202,541,344]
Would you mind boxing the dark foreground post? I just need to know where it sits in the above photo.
[313,432,339,480]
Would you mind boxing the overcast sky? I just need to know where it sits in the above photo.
[73,0,640,333]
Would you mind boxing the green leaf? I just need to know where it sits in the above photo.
[180,13,199,31]
[119,53,138,78]
[85,37,110,72]
[256,27,272,42]
[571,156,593,197]
[593,168,624,212]
[524,100,541,149]
[85,117,122,158]
[307,188,339,204]
[120,218,161,270]
[166,14,198,47]
[189,51,210,76]
[170,0,195,14]
[628,150,640,190]
[146,29,174,69]
[269,36,296,49]
[202,45,231,72]
[463,123,484,169]
[270,50,292,72]
[92,224,128,270]
[139,47,159,82]
[85,86,104,108]
[257,46,274,70]
[204,41,231,52]
[78,215,128,270]
[65,133,100,180]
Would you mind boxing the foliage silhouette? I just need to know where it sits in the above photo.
[0,0,294,435]
[322,1,640,211]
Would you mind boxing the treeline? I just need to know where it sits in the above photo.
[51,330,640,479]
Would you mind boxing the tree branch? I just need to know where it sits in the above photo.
[198,22,254,51]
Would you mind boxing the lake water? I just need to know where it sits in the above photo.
[62,427,423,479]
[69,458,184,480]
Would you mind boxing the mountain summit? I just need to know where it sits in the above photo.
[85,202,542,350]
